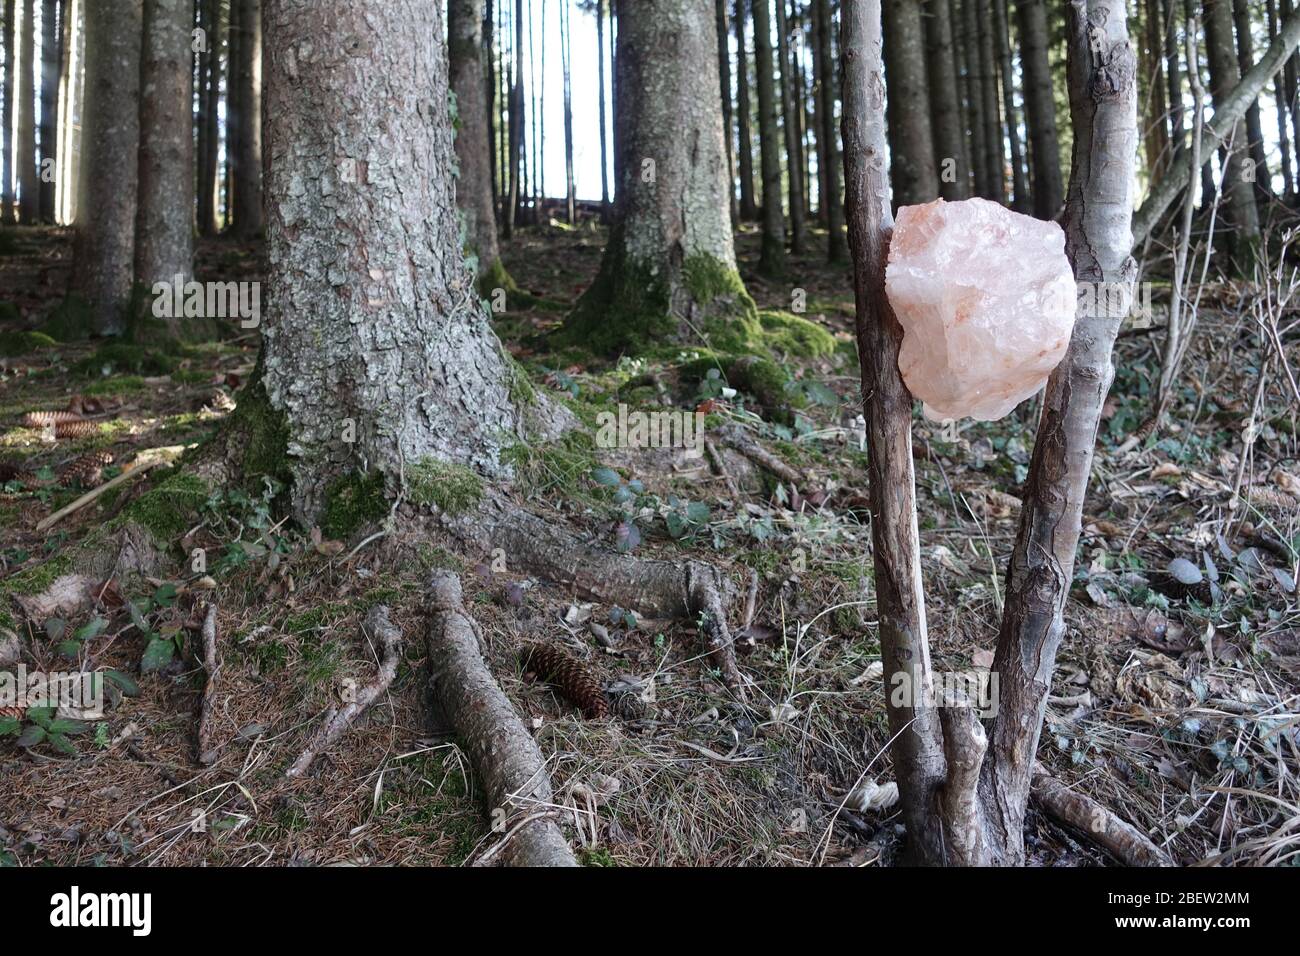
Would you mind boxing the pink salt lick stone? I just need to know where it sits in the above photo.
[885,197,1077,422]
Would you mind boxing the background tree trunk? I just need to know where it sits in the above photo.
[1141,0,1170,182]
[777,0,805,250]
[717,0,737,224]
[136,0,194,292]
[37,0,56,222]
[449,0,503,277]
[70,0,141,334]
[735,0,758,220]
[813,0,845,260]
[882,0,938,207]
[598,0,610,218]
[231,0,262,237]
[1234,0,1272,206]
[975,0,1004,203]
[1016,0,1064,218]
[1269,0,1295,198]
[926,0,970,200]
[17,0,37,221]
[961,0,991,198]
[261,0,528,522]
[1,0,13,223]
[197,0,220,236]
[1205,0,1261,261]
[752,0,786,275]
[561,0,746,353]
[992,0,1029,211]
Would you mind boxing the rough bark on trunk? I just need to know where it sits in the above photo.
[1205,0,1261,261]
[559,0,752,355]
[752,0,787,275]
[777,0,806,250]
[136,0,195,291]
[814,0,845,259]
[16,0,37,221]
[882,0,938,207]
[735,0,759,220]
[449,0,503,278]
[70,0,141,335]
[261,0,536,523]
[981,0,1138,865]
[1234,0,1273,205]
[1133,6,1300,243]
[230,0,262,237]
[37,0,56,222]
[926,0,970,200]
[842,0,947,866]
[993,0,1030,211]
[1016,0,1064,218]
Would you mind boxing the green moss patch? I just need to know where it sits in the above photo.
[407,458,484,514]
[118,472,211,544]
[758,311,837,358]
[72,342,178,378]
[321,471,388,539]
[0,329,58,357]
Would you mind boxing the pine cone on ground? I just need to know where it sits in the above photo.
[53,419,99,439]
[58,451,114,488]
[23,409,84,428]
[519,642,609,719]
[0,705,25,720]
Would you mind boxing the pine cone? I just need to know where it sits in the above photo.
[0,705,25,720]
[59,451,113,488]
[0,461,31,483]
[54,419,99,439]
[519,642,609,719]
[23,409,84,428]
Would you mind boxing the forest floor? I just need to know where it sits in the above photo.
[0,218,1297,866]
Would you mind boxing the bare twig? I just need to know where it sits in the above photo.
[196,604,220,766]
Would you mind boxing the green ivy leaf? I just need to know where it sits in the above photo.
[15,724,46,748]
[590,466,621,487]
[140,637,176,674]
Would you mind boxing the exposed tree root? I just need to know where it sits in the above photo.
[196,604,220,766]
[719,427,805,488]
[284,605,402,779]
[424,571,578,867]
[1030,764,1172,867]
[437,496,747,697]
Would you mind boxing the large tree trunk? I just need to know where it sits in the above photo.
[1234,0,1273,206]
[261,0,534,522]
[559,0,750,355]
[813,0,845,260]
[1205,0,1261,262]
[70,0,141,335]
[777,0,806,250]
[37,0,56,222]
[16,0,37,221]
[1016,0,1064,218]
[992,0,1029,211]
[752,0,787,275]
[197,0,220,236]
[882,0,938,207]
[925,0,970,200]
[230,0,262,237]
[136,0,195,292]
[735,0,759,220]
[449,0,503,279]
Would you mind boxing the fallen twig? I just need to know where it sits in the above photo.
[196,604,220,766]
[1030,764,1172,866]
[35,459,167,533]
[720,428,805,488]
[285,605,403,778]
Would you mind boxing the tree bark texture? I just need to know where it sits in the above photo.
[71,0,141,334]
[992,0,1029,211]
[925,0,970,200]
[975,0,1005,203]
[197,0,220,236]
[38,0,56,222]
[230,0,262,237]
[1204,0,1261,256]
[261,0,530,522]
[17,0,38,221]
[814,0,845,259]
[777,0,806,249]
[136,0,195,289]
[735,0,759,219]
[1,0,13,223]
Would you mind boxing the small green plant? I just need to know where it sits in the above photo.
[0,706,88,755]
